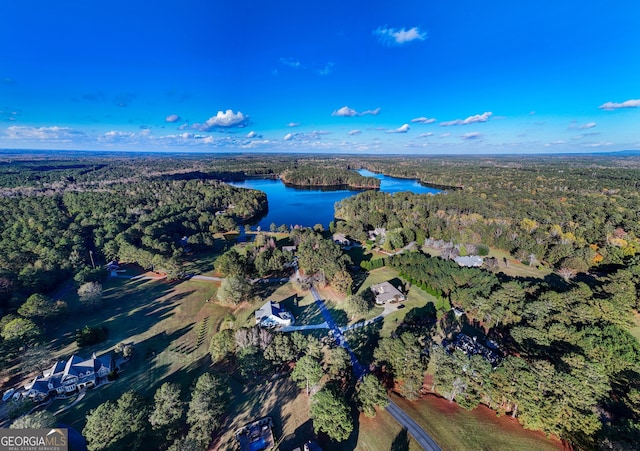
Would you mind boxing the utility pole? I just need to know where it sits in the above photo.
[89,250,95,269]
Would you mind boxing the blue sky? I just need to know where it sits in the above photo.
[1,0,639,153]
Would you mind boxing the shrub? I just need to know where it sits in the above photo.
[76,325,108,347]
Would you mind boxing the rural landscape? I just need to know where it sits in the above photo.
[1,1,639,450]
[0,152,639,451]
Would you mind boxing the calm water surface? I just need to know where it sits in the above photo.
[231,169,440,229]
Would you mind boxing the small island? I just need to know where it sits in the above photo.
[280,167,381,189]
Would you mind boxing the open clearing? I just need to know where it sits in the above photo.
[47,275,259,430]
[390,392,564,451]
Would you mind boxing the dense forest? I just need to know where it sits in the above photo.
[335,159,640,273]
[280,167,380,189]
[1,152,640,450]
[0,162,267,311]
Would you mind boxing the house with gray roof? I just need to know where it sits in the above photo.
[370,281,405,305]
[24,353,113,402]
[454,255,484,267]
[255,301,294,328]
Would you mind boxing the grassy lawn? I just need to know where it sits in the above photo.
[46,276,260,430]
[422,245,554,280]
[487,248,553,279]
[345,245,387,267]
[390,392,563,451]
[216,378,312,451]
[216,379,424,451]
[629,312,640,343]
[353,267,437,338]
[379,284,437,338]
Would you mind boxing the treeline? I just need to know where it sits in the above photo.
[280,167,380,189]
[388,253,498,307]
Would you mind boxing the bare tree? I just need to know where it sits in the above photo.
[558,267,577,282]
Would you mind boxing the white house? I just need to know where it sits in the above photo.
[255,301,294,328]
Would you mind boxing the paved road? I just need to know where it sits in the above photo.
[386,400,442,451]
[378,241,417,256]
[189,274,223,281]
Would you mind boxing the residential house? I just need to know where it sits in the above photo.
[281,245,297,253]
[444,333,502,366]
[24,353,113,402]
[367,227,387,241]
[332,233,351,247]
[235,417,274,451]
[255,301,294,328]
[454,255,484,267]
[370,281,405,305]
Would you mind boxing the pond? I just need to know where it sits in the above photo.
[230,169,441,230]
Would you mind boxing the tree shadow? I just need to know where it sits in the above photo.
[326,306,349,328]
[252,281,289,302]
[390,428,410,451]
[343,321,382,367]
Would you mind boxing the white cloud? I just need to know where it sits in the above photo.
[544,140,566,147]
[583,142,614,148]
[348,130,362,136]
[361,108,381,116]
[280,57,302,69]
[100,130,137,143]
[246,131,260,138]
[461,132,482,140]
[165,114,181,123]
[318,62,335,76]
[374,26,427,45]
[599,99,640,110]
[441,112,493,126]
[411,117,436,124]
[440,133,451,138]
[388,124,410,134]
[333,106,358,117]
[332,106,381,117]
[283,133,295,141]
[287,122,300,127]
[193,110,249,131]
[5,125,84,141]
[419,132,434,138]
[569,121,597,130]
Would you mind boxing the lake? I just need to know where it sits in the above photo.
[231,169,441,230]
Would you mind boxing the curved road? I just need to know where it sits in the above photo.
[107,268,440,450]
[386,400,442,451]
[309,287,441,451]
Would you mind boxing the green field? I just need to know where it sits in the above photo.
[390,393,563,451]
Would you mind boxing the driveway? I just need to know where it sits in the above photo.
[310,287,367,379]
[310,286,441,451]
